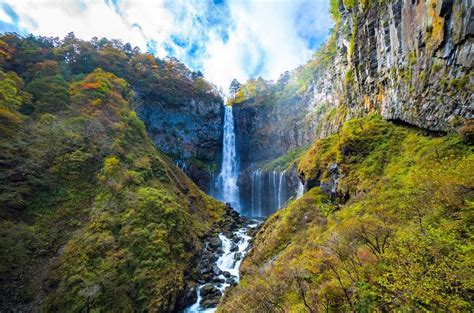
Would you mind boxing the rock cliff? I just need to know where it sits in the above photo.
[135,95,224,191]
[335,0,473,131]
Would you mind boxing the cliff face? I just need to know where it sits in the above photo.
[135,96,224,191]
[336,0,473,131]
[233,97,312,168]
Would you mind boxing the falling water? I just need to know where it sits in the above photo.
[277,170,287,209]
[296,180,304,198]
[216,106,240,211]
[176,160,187,173]
[272,171,278,208]
[251,169,263,217]
[248,168,306,217]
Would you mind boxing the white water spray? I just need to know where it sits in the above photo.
[277,170,287,208]
[296,180,304,198]
[216,106,240,211]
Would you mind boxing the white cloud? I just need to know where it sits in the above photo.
[202,0,331,88]
[6,0,148,48]
[1,0,331,90]
[0,6,13,24]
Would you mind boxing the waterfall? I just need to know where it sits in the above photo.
[272,171,278,209]
[250,171,256,217]
[216,106,240,211]
[296,180,304,198]
[278,170,287,208]
[176,160,187,173]
[208,171,216,198]
[249,168,303,216]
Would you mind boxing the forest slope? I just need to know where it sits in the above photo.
[219,114,473,311]
[0,34,224,311]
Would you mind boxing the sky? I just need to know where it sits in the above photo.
[0,0,332,90]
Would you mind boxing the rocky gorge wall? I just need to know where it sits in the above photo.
[135,96,224,191]
[234,0,472,161]
[338,0,473,132]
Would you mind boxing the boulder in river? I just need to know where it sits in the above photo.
[226,277,238,286]
[213,277,225,284]
[230,242,239,252]
[199,284,223,308]
[208,237,222,250]
[212,264,222,276]
[234,252,242,261]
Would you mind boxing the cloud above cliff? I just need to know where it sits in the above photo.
[0,0,331,90]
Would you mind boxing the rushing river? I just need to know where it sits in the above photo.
[185,224,257,313]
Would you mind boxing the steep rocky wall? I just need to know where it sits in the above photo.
[339,0,473,131]
[232,69,339,168]
[233,97,311,168]
[135,96,224,190]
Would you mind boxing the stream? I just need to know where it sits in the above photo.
[185,221,258,312]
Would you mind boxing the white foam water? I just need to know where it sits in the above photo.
[216,105,240,211]
[185,224,257,313]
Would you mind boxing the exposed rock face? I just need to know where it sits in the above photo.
[134,96,224,191]
[233,95,316,168]
[336,0,473,132]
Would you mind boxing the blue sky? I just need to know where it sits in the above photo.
[0,0,331,89]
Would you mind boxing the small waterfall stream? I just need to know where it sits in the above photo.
[185,224,256,313]
[249,168,303,217]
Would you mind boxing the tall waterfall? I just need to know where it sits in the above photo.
[216,106,240,211]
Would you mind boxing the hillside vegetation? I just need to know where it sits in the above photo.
[219,114,473,311]
[0,33,224,311]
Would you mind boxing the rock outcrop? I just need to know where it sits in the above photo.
[334,0,473,132]
[134,95,224,191]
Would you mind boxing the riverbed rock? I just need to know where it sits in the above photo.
[234,252,242,261]
[200,297,221,309]
[199,284,223,308]
[200,265,211,275]
[230,242,239,252]
[177,284,198,310]
[212,277,225,284]
[200,284,220,297]
[212,264,222,276]
[208,237,222,250]
[225,277,238,286]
